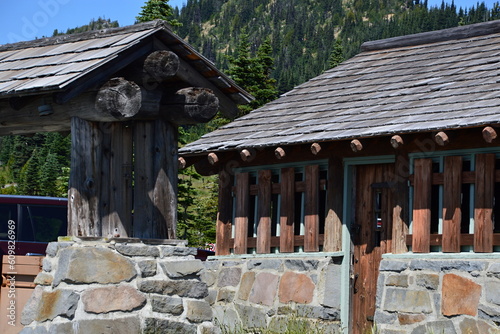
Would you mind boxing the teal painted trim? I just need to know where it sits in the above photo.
[208,251,344,260]
[234,159,328,174]
[343,154,395,166]
[383,252,500,260]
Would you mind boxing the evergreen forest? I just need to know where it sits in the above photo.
[1,0,500,247]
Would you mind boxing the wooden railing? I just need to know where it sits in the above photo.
[410,153,500,253]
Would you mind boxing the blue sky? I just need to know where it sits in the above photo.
[0,0,497,45]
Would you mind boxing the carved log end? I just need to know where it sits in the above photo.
[95,78,142,120]
[208,152,219,165]
[390,135,404,149]
[483,126,497,143]
[311,142,322,155]
[164,87,219,125]
[350,139,363,152]
[434,131,449,146]
[275,147,286,159]
[143,50,180,83]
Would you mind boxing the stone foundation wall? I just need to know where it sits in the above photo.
[19,239,343,334]
[374,257,500,333]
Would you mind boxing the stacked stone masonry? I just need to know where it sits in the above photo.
[375,258,500,333]
[19,239,343,334]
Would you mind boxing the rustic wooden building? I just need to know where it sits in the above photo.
[0,20,252,240]
[180,21,500,333]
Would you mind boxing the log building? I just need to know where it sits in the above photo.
[180,21,500,333]
[0,20,252,240]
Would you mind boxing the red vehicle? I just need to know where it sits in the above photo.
[0,195,68,257]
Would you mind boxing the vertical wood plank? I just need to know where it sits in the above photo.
[412,158,432,253]
[474,153,495,252]
[442,156,462,252]
[257,170,272,254]
[324,157,343,252]
[216,170,233,255]
[108,123,133,237]
[280,168,295,252]
[152,120,177,239]
[68,117,102,237]
[392,152,409,254]
[98,123,112,237]
[305,165,320,252]
[133,121,154,238]
[234,172,249,254]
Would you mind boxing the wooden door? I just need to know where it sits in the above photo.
[352,164,393,334]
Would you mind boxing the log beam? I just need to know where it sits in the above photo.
[208,152,219,165]
[240,149,254,161]
[143,50,180,83]
[94,77,142,121]
[162,87,219,125]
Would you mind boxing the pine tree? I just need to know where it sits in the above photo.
[136,0,182,27]
[328,39,345,69]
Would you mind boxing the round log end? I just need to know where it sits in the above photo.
[350,139,363,152]
[390,135,404,149]
[434,131,449,146]
[178,157,187,170]
[311,142,322,155]
[144,50,180,83]
[483,126,497,143]
[95,77,142,120]
[164,87,219,125]
[208,152,219,165]
[240,149,253,161]
[275,147,286,159]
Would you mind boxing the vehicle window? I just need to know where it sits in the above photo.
[0,204,17,240]
[19,205,66,243]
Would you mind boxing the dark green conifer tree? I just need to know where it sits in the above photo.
[136,0,182,27]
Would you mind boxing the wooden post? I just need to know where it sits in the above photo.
[323,157,343,252]
[304,165,319,252]
[442,156,462,252]
[234,172,249,254]
[257,170,272,254]
[280,168,295,252]
[68,117,103,237]
[392,152,409,254]
[412,158,432,253]
[216,170,233,255]
[474,153,495,252]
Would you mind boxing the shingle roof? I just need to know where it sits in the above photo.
[180,20,500,155]
[0,20,252,106]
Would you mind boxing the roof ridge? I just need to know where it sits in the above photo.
[361,20,500,52]
[0,20,171,52]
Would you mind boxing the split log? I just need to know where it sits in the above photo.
[390,135,404,149]
[143,50,180,83]
[275,147,286,159]
[482,126,497,143]
[163,87,219,125]
[310,142,322,155]
[350,139,363,152]
[94,77,142,121]
[434,131,449,146]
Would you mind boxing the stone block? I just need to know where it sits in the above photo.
[217,267,242,287]
[234,303,267,329]
[45,242,73,257]
[42,258,52,272]
[279,271,315,304]
[144,318,197,334]
[19,326,50,334]
[487,262,500,274]
[217,288,235,302]
[284,259,319,271]
[379,259,408,272]
[237,271,255,301]
[478,303,500,323]
[115,243,160,257]
[165,280,209,298]
[198,323,222,334]
[383,288,432,313]
[321,263,341,309]
[53,247,136,286]
[151,295,183,315]
[459,317,499,334]
[415,273,439,290]
[34,272,53,286]
[201,269,218,287]
[186,299,213,323]
[138,279,169,294]
[213,305,241,331]
[160,246,197,258]
[21,286,79,324]
[374,309,397,324]
[485,279,500,306]
[385,274,409,287]
[82,285,146,313]
[138,259,157,277]
[442,273,481,316]
[75,317,141,334]
[410,260,487,272]
[247,259,283,270]
[160,259,204,278]
[249,272,279,306]
[398,313,426,325]
[412,320,457,334]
